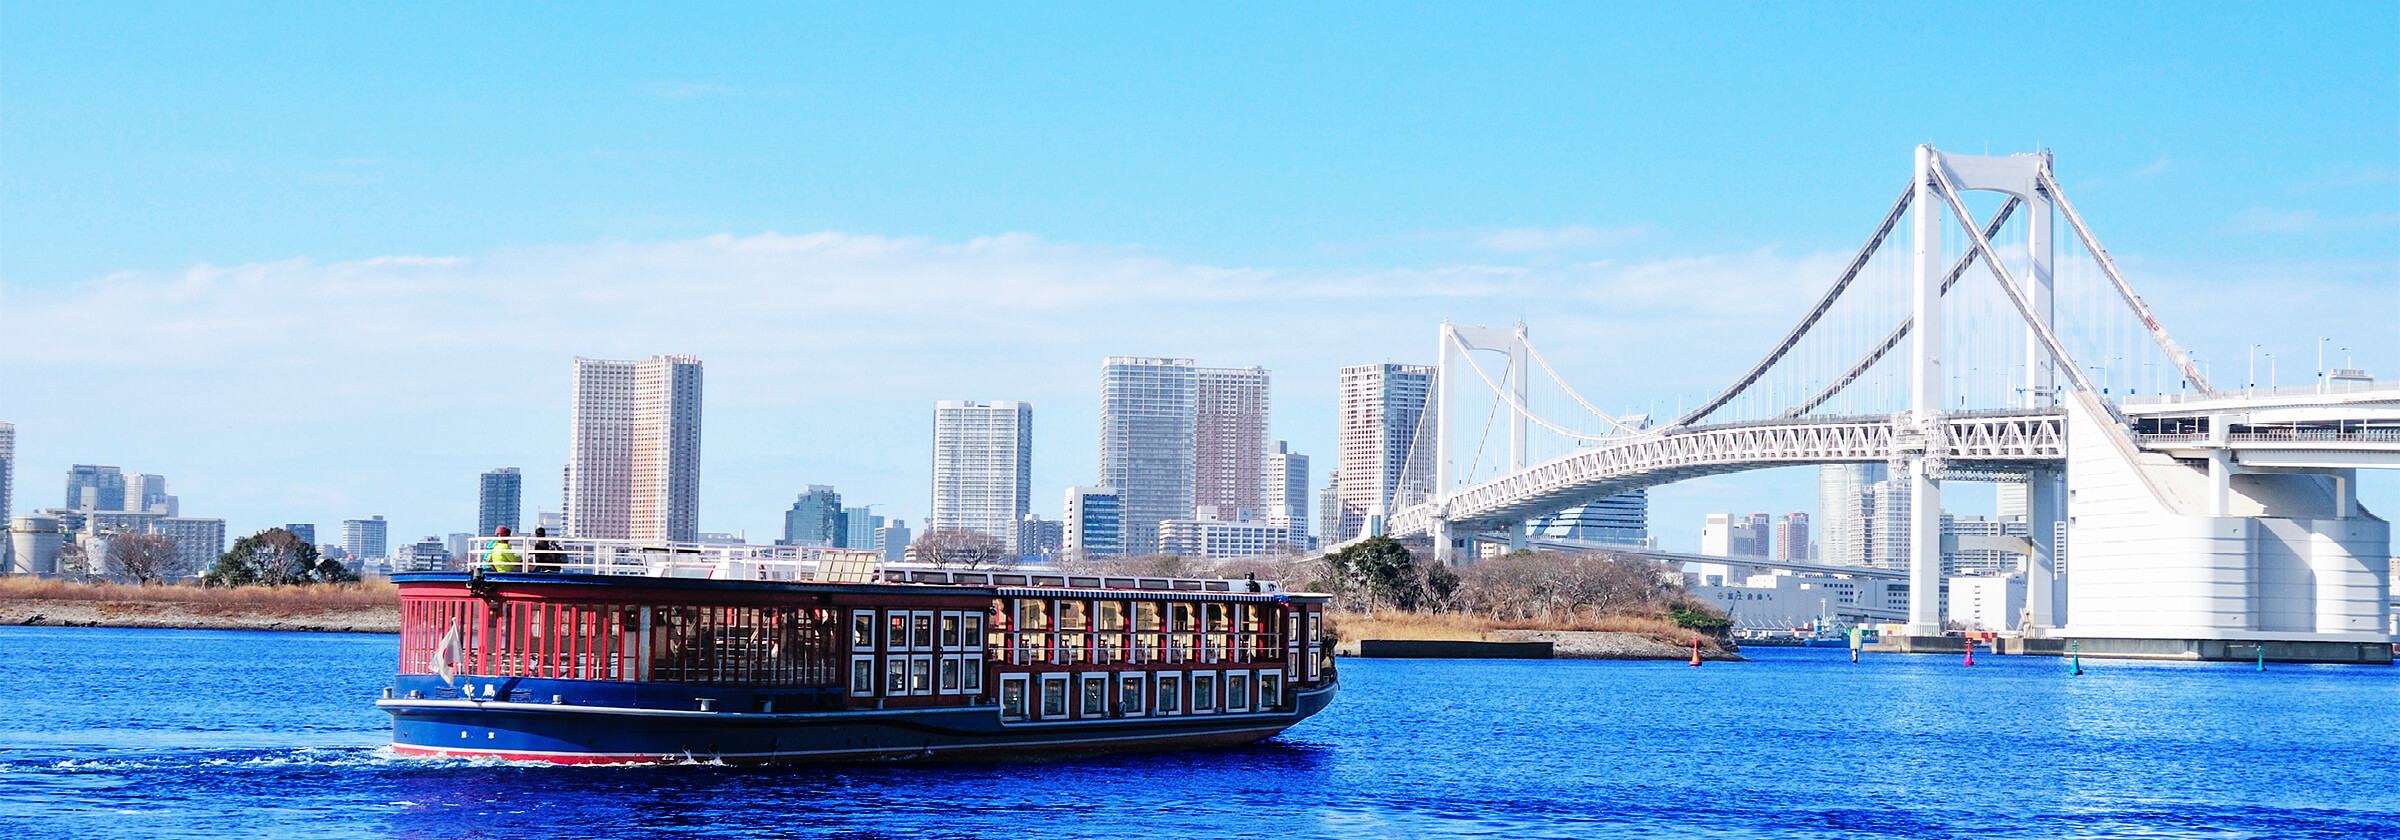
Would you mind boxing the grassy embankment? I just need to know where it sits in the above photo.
[1328,610,1736,654]
[0,577,399,632]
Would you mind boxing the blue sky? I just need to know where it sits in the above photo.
[2,4,2393,550]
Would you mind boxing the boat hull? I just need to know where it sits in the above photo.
[384,677,1338,765]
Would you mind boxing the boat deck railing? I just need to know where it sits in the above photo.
[444,535,1284,594]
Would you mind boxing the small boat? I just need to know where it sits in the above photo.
[379,538,1338,764]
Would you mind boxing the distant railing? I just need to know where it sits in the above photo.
[2136,428,2400,446]
[2125,381,2395,406]
[443,536,1285,593]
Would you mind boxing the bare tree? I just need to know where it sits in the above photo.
[107,533,190,584]
[912,528,1012,569]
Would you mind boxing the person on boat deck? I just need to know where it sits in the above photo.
[530,527,560,572]
[486,526,521,573]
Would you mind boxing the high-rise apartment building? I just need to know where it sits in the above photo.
[931,401,1033,552]
[1063,485,1125,560]
[479,467,522,536]
[152,517,226,573]
[1100,357,1196,556]
[1018,514,1064,557]
[1527,492,1650,546]
[342,515,389,560]
[782,485,846,547]
[1264,441,1309,538]
[1774,512,1811,562]
[1194,366,1270,521]
[1335,363,1436,541]
[1739,513,1772,559]
[126,474,170,514]
[565,355,703,542]
[284,524,316,546]
[65,465,126,512]
[1817,463,1888,566]
[1317,470,1343,544]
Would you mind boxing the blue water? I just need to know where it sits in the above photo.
[4,627,2397,839]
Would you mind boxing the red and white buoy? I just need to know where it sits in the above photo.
[1963,639,1975,666]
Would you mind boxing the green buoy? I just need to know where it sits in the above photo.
[2069,642,2083,676]
[2257,644,2267,672]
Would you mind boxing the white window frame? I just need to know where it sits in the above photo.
[885,656,908,695]
[1117,672,1147,717]
[939,655,963,695]
[1155,672,1183,715]
[999,673,1029,721]
[1078,672,1110,719]
[960,654,984,694]
[940,611,963,651]
[849,655,878,697]
[1038,673,1071,720]
[911,610,936,651]
[1192,671,1218,715]
[910,654,935,696]
[1226,671,1250,713]
[964,612,985,652]
[1256,669,1282,709]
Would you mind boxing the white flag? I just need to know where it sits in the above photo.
[430,621,464,687]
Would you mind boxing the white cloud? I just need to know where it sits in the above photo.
[2224,205,2400,235]
[1474,224,1653,253]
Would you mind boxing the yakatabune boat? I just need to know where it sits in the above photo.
[379,538,1337,764]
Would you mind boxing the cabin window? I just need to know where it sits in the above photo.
[1170,603,1196,663]
[1081,674,1109,718]
[1000,675,1028,720]
[912,612,935,650]
[940,612,962,649]
[1306,611,1323,682]
[1058,600,1089,665]
[1040,675,1069,719]
[964,613,985,653]
[1118,674,1145,716]
[1017,599,1052,665]
[1226,673,1249,712]
[852,612,874,652]
[1257,670,1281,709]
[851,656,877,697]
[1156,675,1181,714]
[1133,602,1163,664]
[886,657,908,694]
[887,611,908,651]
[939,657,961,694]
[1193,672,1217,714]
[960,655,984,693]
[1203,604,1228,664]
[910,655,934,695]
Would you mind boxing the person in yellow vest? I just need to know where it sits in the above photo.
[486,526,521,573]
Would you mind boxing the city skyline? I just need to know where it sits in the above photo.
[0,7,2389,550]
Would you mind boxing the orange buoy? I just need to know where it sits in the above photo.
[1689,637,1703,667]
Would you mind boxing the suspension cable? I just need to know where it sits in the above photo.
[1783,197,2022,418]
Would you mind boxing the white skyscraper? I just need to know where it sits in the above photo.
[1263,440,1309,538]
[1100,358,1196,556]
[565,355,703,542]
[1817,463,1888,566]
[1336,363,1436,541]
[1195,366,1270,522]
[931,400,1033,552]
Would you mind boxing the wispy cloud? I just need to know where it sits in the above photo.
[2129,156,2172,179]
[2224,205,2400,235]
[1474,224,1654,253]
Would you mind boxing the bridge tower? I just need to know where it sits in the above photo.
[1432,321,1531,565]
[1904,146,2068,635]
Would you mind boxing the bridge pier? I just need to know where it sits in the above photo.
[1903,145,1948,637]
[2023,469,2064,633]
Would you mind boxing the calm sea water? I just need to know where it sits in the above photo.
[2,626,2396,839]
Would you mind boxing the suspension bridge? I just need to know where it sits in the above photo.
[1333,146,2399,657]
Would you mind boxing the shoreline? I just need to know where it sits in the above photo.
[0,599,400,634]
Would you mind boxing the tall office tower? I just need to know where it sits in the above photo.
[478,467,523,536]
[1063,485,1125,560]
[342,515,389,560]
[782,485,846,547]
[1263,441,1310,537]
[931,401,1033,552]
[1738,513,1773,559]
[1194,366,1270,521]
[1701,513,1734,556]
[1316,470,1343,544]
[565,355,704,542]
[877,519,912,565]
[0,422,12,568]
[1996,482,2029,520]
[65,465,126,511]
[125,474,169,514]
[1817,463,1888,566]
[446,533,473,563]
[1864,475,1913,571]
[1775,512,1811,562]
[1336,363,1437,541]
[1099,357,1196,556]
[842,507,884,550]
[1527,491,1650,546]
[284,524,316,545]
